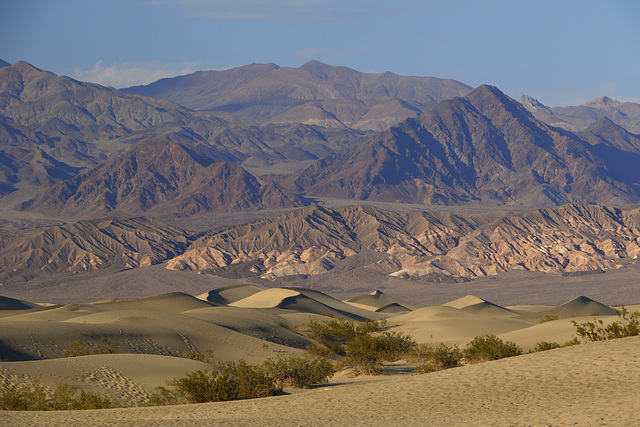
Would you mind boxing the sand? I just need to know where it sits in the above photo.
[1,287,638,425]
[1,337,638,426]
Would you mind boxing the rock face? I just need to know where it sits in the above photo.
[0,217,192,283]
[20,139,306,217]
[288,85,640,207]
[122,60,473,132]
[165,203,640,280]
[520,94,640,134]
[3,203,640,284]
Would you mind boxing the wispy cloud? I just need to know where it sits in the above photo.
[149,0,399,21]
[73,60,199,88]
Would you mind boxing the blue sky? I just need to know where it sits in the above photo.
[1,0,639,106]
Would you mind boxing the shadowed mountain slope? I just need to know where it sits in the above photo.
[19,138,306,217]
[287,85,640,207]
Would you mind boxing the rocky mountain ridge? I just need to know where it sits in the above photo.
[520,94,640,134]
[20,138,306,217]
[122,60,473,132]
[285,85,640,207]
[3,202,640,284]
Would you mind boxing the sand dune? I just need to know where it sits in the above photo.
[197,284,263,304]
[0,287,636,425]
[346,289,417,311]
[443,295,517,317]
[517,295,617,322]
[3,337,638,425]
[97,292,216,313]
[0,296,40,311]
[231,287,386,320]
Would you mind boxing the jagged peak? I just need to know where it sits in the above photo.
[519,94,551,111]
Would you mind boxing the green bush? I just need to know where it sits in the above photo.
[463,334,523,362]
[413,343,462,373]
[64,337,119,357]
[531,341,561,352]
[539,314,559,323]
[0,381,116,411]
[175,362,279,403]
[344,331,417,374]
[0,381,49,411]
[263,353,334,388]
[571,307,640,342]
[150,361,281,405]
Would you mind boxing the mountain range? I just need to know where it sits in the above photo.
[3,203,640,284]
[20,138,306,217]
[285,85,640,207]
[122,60,473,132]
[520,95,640,134]
[3,58,640,219]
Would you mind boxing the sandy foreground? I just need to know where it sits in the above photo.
[1,337,638,426]
[1,287,639,426]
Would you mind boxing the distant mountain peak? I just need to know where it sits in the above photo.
[8,61,43,73]
[519,95,552,112]
[0,58,10,68]
[584,96,623,109]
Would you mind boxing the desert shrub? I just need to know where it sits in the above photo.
[0,380,49,411]
[561,337,581,347]
[344,331,417,374]
[413,343,462,373]
[67,390,115,410]
[571,307,640,342]
[539,314,559,323]
[303,317,413,375]
[64,337,119,357]
[429,343,463,369]
[182,349,215,363]
[163,361,280,405]
[531,341,561,353]
[305,344,334,358]
[463,334,523,362]
[343,334,386,374]
[304,318,386,355]
[263,353,334,388]
[0,381,116,411]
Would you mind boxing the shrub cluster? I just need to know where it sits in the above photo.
[413,343,463,373]
[531,341,561,352]
[304,317,416,374]
[149,353,335,406]
[571,307,640,342]
[539,314,559,323]
[0,381,116,411]
[64,337,119,357]
[462,334,523,362]
[263,353,334,388]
